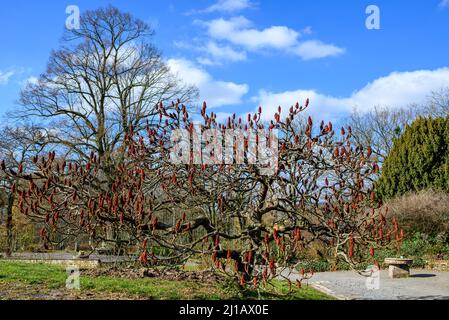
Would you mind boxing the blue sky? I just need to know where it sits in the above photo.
[1,0,449,124]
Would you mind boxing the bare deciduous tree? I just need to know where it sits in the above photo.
[13,6,197,250]
[348,106,417,163]
[424,88,449,118]
[18,6,197,170]
[348,88,449,164]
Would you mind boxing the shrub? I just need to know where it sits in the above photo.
[401,232,449,261]
[377,117,449,199]
[385,190,449,236]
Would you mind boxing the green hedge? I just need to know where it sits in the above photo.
[377,117,449,199]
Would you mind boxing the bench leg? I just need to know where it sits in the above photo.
[388,265,410,278]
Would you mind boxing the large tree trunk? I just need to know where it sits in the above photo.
[5,193,14,257]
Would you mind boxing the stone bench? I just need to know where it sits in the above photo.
[384,258,413,278]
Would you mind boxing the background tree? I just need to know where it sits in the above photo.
[0,125,47,255]
[348,106,417,164]
[376,116,449,199]
[424,88,449,118]
[18,5,196,170]
[15,6,197,249]
[348,88,449,165]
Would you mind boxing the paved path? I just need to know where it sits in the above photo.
[281,269,449,300]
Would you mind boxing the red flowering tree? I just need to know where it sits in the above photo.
[150,100,402,287]
[2,98,402,289]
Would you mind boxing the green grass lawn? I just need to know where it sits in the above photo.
[0,261,333,300]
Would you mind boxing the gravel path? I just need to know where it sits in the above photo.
[281,269,449,300]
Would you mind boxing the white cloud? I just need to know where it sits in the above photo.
[205,0,253,13]
[293,40,345,60]
[197,16,345,60]
[302,26,313,35]
[255,89,347,123]
[201,16,299,50]
[174,40,247,65]
[21,76,39,86]
[254,68,449,122]
[439,0,449,8]
[200,42,247,65]
[0,70,15,85]
[191,0,254,14]
[167,58,249,107]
